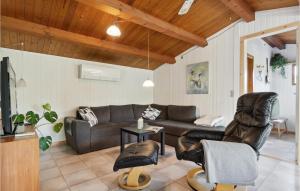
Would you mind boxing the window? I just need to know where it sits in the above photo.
[292,64,297,85]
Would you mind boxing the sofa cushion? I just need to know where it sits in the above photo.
[110,105,135,122]
[91,122,135,151]
[168,105,196,123]
[148,120,224,137]
[91,106,110,123]
[151,104,168,120]
[132,104,149,119]
[91,122,135,137]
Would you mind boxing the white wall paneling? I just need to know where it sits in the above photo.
[272,44,297,62]
[0,48,154,142]
[247,39,272,92]
[155,26,236,125]
[296,27,300,164]
[154,6,300,127]
[271,63,297,131]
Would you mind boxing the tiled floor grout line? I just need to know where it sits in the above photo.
[66,149,118,190]
[261,154,296,164]
[51,151,74,191]
[41,135,297,191]
[254,160,282,191]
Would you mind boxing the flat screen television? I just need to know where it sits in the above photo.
[0,57,17,136]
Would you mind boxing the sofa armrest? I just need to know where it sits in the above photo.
[64,117,91,154]
[181,128,225,141]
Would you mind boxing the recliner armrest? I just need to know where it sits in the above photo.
[182,128,225,141]
[201,140,258,185]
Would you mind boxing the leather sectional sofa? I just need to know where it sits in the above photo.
[64,104,225,154]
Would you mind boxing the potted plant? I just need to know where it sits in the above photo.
[12,103,63,151]
[270,53,288,78]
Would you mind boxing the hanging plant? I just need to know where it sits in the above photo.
[270,53,288,78]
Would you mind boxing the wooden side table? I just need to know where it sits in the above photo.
[271,118,288,137]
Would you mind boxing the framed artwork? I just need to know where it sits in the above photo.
[186,62,209,94]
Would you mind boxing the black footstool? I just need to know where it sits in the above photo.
[113,140,159,190]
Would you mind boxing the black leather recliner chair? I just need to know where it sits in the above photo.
[176,92,278,191]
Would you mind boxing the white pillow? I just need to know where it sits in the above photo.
[194,115,224,127]
[78,108,98,127]
[142,106,161,120]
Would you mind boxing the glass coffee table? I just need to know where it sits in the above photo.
[120,126,165,155]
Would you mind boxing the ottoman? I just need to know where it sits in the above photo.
[113,140,159,190]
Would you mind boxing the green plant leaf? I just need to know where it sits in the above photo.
[25,111,40,125]
[12,114,25,124]
[53,123,63,133]
[271,54,287,70]
[42,103,51,111]
[39,136,52,151]
[44,111,58,123]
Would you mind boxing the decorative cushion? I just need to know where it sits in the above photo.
[78,108,98,127]
[151,104,168,120]
[142,106,161,120]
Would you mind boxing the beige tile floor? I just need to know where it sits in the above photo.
[261,133,296,162]
[40,140,300,191]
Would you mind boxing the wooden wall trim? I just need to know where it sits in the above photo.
[240,21,300,41]
[1,16,176,65]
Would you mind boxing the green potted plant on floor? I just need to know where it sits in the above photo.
[12,103,63,151]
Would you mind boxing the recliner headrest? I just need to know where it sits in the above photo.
[234,92,278,127]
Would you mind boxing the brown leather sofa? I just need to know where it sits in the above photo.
[64,104,224,154]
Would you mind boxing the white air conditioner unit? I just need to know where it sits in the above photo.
[79,64,121,82]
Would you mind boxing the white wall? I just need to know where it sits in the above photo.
[272,44,297,62]
[154,6,300,126]
[0,48,154,142]
[153,64,172,105]
[270,42,297,132]
[155,26,236,125]
[271,63,296,131]
[271,44,297,131]
[247,38,272,92]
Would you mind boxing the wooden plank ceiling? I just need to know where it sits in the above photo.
[1,0,299,70]
[263,30,297,50]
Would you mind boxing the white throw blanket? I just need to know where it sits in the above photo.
[201,140,258,186]
[194,115,224,127]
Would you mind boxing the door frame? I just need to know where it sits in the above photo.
[239,21,300,164]
[247,54,254,93]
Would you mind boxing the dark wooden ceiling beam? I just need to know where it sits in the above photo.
[1,16,175,64]
[75,0,208,47]
[219,0,255,22]
[263,36,286,50]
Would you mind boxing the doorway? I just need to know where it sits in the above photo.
[240,23,299,163]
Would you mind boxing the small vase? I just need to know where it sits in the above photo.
[137,118,144,129]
